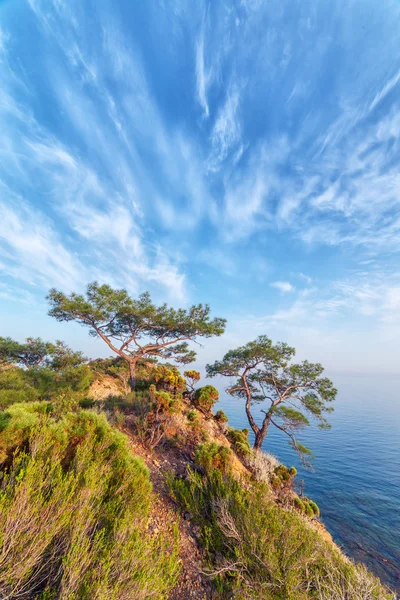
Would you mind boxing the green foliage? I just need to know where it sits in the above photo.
[293,496,305,512]
[168,469,392,599]
[151,364,187,393]
[186,409,198,423]
[214,409,229,424]
[193,384,219,412]
[227,428,251,458]
[0,367,40,408]
[274,464,292,481]
[206,335,336,457]
[119,387,179,449]
[274,405,310,426]
[0,336,53,369]
[303,502,314,518]
[0,336,86,371]
[0,406,179,599]
[195,442,232,474]
[47,283,226,389]
[0,341,91,411]
[184,369,201,382]
[304,498,320,517]
[308,500,320,516]
[184,369,201,393]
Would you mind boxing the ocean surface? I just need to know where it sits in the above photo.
[215,373,400,593]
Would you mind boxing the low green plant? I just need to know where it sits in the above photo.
[293,496,305,512]
[214,409,228,424]
[187,409,199,423]
[168,469,393,599]
[195,442,232,474]
[193,385,219,412]
[304,498,320,517]
[227,427,251,458]
[0,405,180,599]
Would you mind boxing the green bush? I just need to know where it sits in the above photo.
[168,469,393,599]
[0,405,179,599]
[275,464,291,481]
[304,502,314,518]
[195,442,232,474]
[293,496,305,512]
[0,367,40,408]
[187,409,199,423]
[214,409,228,424]
[304,498,320,517]
[227,428,251,458]
[0,362,92,411]
[193,385,219,412]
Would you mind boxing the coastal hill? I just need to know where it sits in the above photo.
[0,355,394,599]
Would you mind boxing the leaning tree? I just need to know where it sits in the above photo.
[47,282,226,389]
[206,335,336,460]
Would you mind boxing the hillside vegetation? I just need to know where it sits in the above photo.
[0,286,395,599]
[0,357,394,599]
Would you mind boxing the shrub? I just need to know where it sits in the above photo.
[304,498,320,517]
[227,428,251,458]
[151,364,186,394]
[168,469,394,599]
[0,367,40,408]
[195,442,232,474]
[303,502,314,517]
[214,409,228,424]
[122,387,181,449]
[275,464,292,481]
[193,385,219,412]
[247,450,280,483]
[293,496,305,512]
[184,370,201,395]
[0,406,180,599]
[187,409,199,423]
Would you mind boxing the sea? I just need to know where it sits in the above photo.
[215,373,400,593]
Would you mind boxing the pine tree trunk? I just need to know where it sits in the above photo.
[128,361,136,390]
[253,417,270,451]
[253,432,264,451]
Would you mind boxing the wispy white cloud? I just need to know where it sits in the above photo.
[0,183,85,290]
[195,31,211,118]
[208,85,242,170]
[265,272,400,327]
[270,281,294,293]
[0,0,196,302]
[369,68,400,113]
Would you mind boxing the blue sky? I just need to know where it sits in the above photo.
[1,0,400,374]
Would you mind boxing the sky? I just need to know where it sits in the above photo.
[1,0,400,375]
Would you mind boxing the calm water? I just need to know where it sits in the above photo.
[215,373,400,593]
